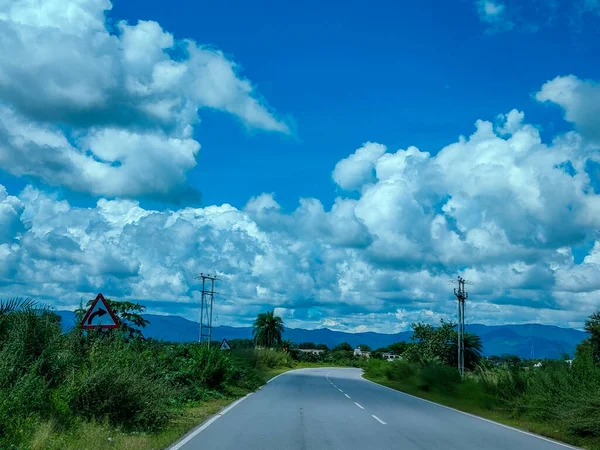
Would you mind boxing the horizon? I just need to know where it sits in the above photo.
[1,0,600,333]
[56,308,588,334]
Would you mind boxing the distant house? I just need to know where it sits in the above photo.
[297,349,325,355]
[353,346,371,358]
[382,352,401,362]
[533,362,543,368]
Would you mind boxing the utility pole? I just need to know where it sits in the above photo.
[196,273,217,347]
[453,276,469,377]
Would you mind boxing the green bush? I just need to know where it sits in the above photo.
[253,348,294,369]
[417,363,461,394]
[385,360,416,381]
[65,337,174,432]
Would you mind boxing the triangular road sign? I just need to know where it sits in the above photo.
[220,338,231,350]
[81,293,120,330]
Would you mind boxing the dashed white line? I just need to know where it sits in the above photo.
[372,415,386,425]
[354,402,364,409]
[338,388,343,392]
[344,393,351,399]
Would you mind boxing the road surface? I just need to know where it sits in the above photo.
[172,367,576,450]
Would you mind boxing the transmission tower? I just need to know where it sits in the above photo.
[453,276,469,377]
[196,273,218,347]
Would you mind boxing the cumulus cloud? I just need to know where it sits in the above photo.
[536,75,600,146]
[0,0,288,200]
[1,73,600,331]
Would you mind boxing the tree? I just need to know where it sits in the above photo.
[316,343,329,351]
[333,342,353,352]
[448,332,483,370]
[357,344,371,352]
[76,298,149,339]
[299,342,316,349]
[388,341,408,355]
[584,310,600,362]
[403,319,482,370]
[253,310,284,348]
[281,339,294,353]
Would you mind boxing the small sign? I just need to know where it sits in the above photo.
[81,293,120,330]
[219,338,231,350]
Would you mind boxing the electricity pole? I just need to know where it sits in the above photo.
[196,273,217,347]
[453,276,469,377]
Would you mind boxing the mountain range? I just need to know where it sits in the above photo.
[56,311,588,359]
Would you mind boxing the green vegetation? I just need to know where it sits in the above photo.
[253,310,284,348]
[0,300,301,450]
[364,312,600,450]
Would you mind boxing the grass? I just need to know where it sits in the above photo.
[364,373,600,450]
[28,362,307,450]
[28,399,232,450]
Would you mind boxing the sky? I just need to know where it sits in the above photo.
[0,0,600,333]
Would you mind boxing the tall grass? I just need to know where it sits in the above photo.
[364,345,600,445]
[0,302,296,449]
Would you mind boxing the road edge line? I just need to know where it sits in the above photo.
[166,393,252,450]
[360,374,580,449]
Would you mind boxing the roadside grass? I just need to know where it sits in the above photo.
[364,373,600,450]
[29,399,231,450]
[28,363,314,450]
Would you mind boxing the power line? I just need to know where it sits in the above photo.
[453,276,469,377]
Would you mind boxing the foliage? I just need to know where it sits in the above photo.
[0,299,299,450]
[253,310,284,348]
[365,311,600,445]
[357,344,371,351]
[402,319,482,370]
[387,341,408,355]
[584,311,600,362]
[333,342,353,352]
[75,298,149,339]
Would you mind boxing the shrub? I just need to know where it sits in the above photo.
[65,337,174,432]
[253,348,294,369]
[417,363,461,394]
[385,360,416,381]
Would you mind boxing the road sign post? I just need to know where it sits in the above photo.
[81,293,120,330]
[220,338,231,350]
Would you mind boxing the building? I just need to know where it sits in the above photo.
[353,346,371,358]
[382,352,401,361]
[297,349,325,355]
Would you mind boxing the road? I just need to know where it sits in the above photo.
[172,367,576,450]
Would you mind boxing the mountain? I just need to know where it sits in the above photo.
[55,310,587,359]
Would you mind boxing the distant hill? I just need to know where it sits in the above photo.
[55,311,587,359]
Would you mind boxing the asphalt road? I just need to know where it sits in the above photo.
[172,367,577,450]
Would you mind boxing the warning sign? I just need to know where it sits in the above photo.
[81,293,120,330]
[219,338,231,350]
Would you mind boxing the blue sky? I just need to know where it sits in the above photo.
[0,0,600,332]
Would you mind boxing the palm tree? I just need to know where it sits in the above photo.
[449,332,483,370]
[281,339,294,353]
[253,310,284,348]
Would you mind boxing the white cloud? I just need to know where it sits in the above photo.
[0,0,288,200]
[476,0,514,31]
[536,75,600,146]
[332,142,386,191]
[1,75,600,332]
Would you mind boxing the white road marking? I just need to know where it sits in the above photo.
[344,393,351,399]
[354,402,364,409]
[326,371,339,388]
[267,373,285,383]
[168,393,252,450]
[372,415,387,425]
[360,375,579,449]
[338,388,343,392]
